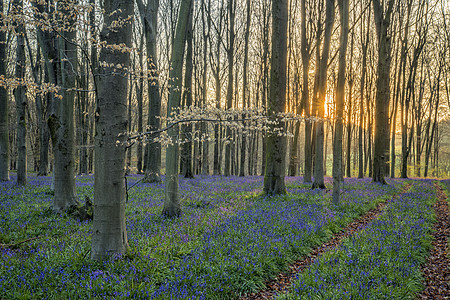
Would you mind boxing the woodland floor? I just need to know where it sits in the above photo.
[417,183,450,300]
[0,174,449,299]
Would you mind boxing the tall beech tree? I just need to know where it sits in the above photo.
[263,0,288,195]
[224,0,235,177]
[358,2,371,178]
[14,0,27,186]
[333,0,349,204]
[312,0,335,189]
[163,0,193,218]
[372,0,395,184]
[50,0,79,211]
[91,0,134,260]
[136,0,163,183]
[301,0,313,183]
[0,0,8,182]
[239,0,251,177]
[180,0,194,179]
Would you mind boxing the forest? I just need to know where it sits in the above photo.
[0,0,449,299]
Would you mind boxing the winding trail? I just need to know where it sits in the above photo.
[240,183,411,300]
[417,182,450,299]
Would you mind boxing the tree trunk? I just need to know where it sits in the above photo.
[289,120,300,176]
[51,0,79,210]
[136,48,144,174]
[78,61,88,175]
[126,73,133,173]
[346,39,353,178]
[263,0,287,195]
[212,4,223,176]
[239,0,251,177]
[140,0,162,183]
[289,71,300,176]
[358,9,369,178]
[0,0,8,181]
[302,0,312,182]
[372,0,394,184]
[200,0,210,175]
[213,63,221,175]
[333,0,349,205]
[91,0,133,260]
[224,0,235,177]
[14,0,27,186]
[163,0,193,218]
[313,0,335,189]
[181,3,194,179]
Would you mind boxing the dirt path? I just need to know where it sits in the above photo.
[417,182,450,300]
[240,184,410,300]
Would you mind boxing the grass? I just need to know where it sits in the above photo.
[0,174,405,299]
[276,180,436,300]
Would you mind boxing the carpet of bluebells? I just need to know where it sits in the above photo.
[277,180,437,300]
[0,173,435,299]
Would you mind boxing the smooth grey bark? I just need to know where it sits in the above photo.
[136,40,144,174]
[260,3,270,177]
[224,0,235,177]
[312,0,335,189]
[91,0,133,260]
[33,0,58,177]
[0,0,8,181]
[78,61,89,175]
[51,0,79,211]
[137,0,162,183]
[126,73,133,173]
[345,35,353,178]
[398,2,412,178]
[37,87,50,176]
[211,6,223,175]
[239,0,251,177]
[288,71,300,176]
[263,0,287,195]
[88,0,97,176]
[163,0,193,218]
[181,1,194,179]
[372,0,395,184]
[333,0,349,205]
[301,0,312,183]
[14,0,27,186]
[358,6,370,179]
[200,0,210,175]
